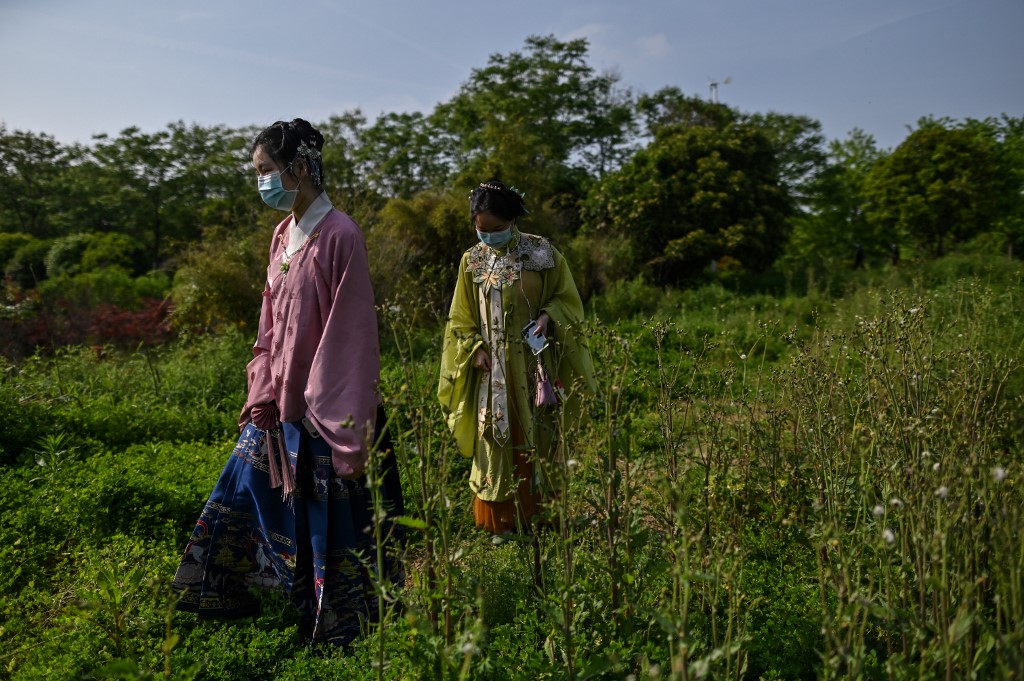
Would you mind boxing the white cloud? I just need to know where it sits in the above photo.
[636,33,671,59]
[564,23,611,44]
[563,23,626,69]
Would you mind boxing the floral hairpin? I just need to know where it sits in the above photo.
[296,141,323,185]
[296,141,322,161]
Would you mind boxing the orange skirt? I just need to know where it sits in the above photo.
[473,448,537,534]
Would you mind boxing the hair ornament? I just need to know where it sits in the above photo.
[508,185,529,214]
[295,141,323,187]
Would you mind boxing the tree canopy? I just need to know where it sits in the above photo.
[863,120,1013,257]
[583,120,791,284]
[1,35,1022,339]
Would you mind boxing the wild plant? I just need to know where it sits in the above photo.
[784,290,1023,679]
[378,295,490,677]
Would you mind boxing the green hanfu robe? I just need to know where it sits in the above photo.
[438,231,596,503]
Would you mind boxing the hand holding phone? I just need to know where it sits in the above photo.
[522,320,549,355]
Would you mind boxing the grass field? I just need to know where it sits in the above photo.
[1,253,1021,680]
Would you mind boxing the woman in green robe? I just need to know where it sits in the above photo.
[438,180,596,540]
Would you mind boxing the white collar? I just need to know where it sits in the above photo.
[293,192,333,234]
[285,192,333,257]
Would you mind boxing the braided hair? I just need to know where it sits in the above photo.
[250,118,325,189]
[469,179,528,221]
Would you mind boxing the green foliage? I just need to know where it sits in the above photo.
[0,231,33,272]
[588,276,665,322]
[317,112,387,226]
[635,87,736,136]
[169,227,267,330]
[0,331,246,465]
[863,119,1013,257]
[585,120,792,284]
[4,237,52,288]
[563,232,636,300]
[0,125,72,238]
[783,128,887,279]
[364,190,468,309]
[2,254,1021,679]
[357,111,451,199]
[5,42,1022,363]
[436,34,632,209]
[44,232,95,277]
[82,232,145,273]
[37,267,169,310]
[740,110,828,208]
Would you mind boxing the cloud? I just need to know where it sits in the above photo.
[562,24,671,74]
[563,23,625,67]
[564,23,611,43]
[636,33,671,60]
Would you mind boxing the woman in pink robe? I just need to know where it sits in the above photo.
[173,119,404,646]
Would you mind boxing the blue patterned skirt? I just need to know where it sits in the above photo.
[172,406,405,645]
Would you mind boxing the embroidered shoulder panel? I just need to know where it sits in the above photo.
[516,233,555,271]
[466,233,555,294]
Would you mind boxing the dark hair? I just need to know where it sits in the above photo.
[469,179,528,221]
[250,118,326,189]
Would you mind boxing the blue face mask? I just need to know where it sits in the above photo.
[257,167,299,211]
[477,226,514,249]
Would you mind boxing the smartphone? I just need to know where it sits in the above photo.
[521,320,549,355]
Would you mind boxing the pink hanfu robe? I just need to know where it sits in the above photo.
[173,200,404,645]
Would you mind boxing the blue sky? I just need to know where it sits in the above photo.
[2,0,1022,150]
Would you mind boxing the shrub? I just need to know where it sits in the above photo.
[589,276,664,323]
[44,232,95,277]
[38,266,156,310]
[4,238,51,288]
[564,232,637,301]
[81,232,145,273]
[169,227,266,331]
[0,231,34,272]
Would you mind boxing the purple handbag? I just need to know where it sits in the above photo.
[535,359,559,408]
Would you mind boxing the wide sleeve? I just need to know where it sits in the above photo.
[540,248,597,396]
[239,279,277,430]
[304,219,381,477]
[437,253,484,458]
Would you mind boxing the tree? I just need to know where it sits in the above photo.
[584,120,791,284]
[355,111,451,199]
[363,190,468,312]
[162,121,261,243]
[741,112,828,210]
[783,129,886,274]
[433,35,633,214]
[90,127,175,270]
[965,115,1024,258]
[0,126,72,237]
[169,226,266,330]
[4,237,52,288]
[862,120,1012,257]
[635,87,736,138]
[317,111,387,223]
